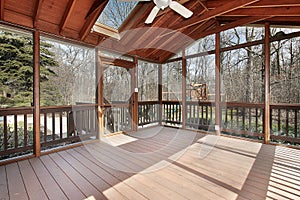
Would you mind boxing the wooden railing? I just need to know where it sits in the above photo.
[138,101,159,126]
[0,104,97,160]
[162,101,182,126]
[1,101,300,160]
[40,104,97,150]
[270,104,300,145]
[103,103,132,134]
[0,107,34,159]
[186,101,215,131]
[221,102,264,139]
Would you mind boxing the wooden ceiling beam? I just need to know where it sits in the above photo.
[101,56,135,69]
[194,16,272,40]
[119,3,150,32]
[59,0,76,34]
[119,4,155,46]
[158,16,271,62]
[225,6,300,16]
[0,0,4,20]
[197,0,209,11]
[247,0,300,8]
[170,0,259,30]
[33,0,44,28]
[79,0,108,41]
[147,18,217,61]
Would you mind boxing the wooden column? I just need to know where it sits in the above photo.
[96,48,104,139]
[215,30,221,135]
[131,57,139,131]
[182,49,186,129]
[264,22,271,144]
[33,30,41,156]
[158,64,163,126]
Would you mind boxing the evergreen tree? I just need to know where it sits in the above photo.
[0,31,59,107]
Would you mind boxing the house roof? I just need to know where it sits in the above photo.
[1,0,300,63]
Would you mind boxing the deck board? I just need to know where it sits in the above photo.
[18,160,48,199]
[6,162,28,200]
[29,157,68,200]
[40,155,85,200]
[0,165,9,200]
[1,127,300,200]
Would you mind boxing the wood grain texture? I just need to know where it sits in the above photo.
[1,127,300,199]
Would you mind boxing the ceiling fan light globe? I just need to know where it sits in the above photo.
[154,0,170,9]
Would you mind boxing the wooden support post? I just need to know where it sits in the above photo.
[131,57,139,131]
[33,30,41,156]
[182,50,187,129]
[158,64,163,126]
[215,30,221,135]
[264,22,271,144]
[96,48,104,139]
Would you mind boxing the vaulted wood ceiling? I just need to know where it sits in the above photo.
[1,0,300,63]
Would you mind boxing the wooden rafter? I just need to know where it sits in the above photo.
[79,0,108,41]
[120,4,155,46]
[59,0,76,34]
[194,16,272,40]
[33,0,44,28]
[197,0,209,11]
[170,0,259,30]
[225,6,300,16]
[0,0,4,20]
[247,0,300,8]
[85,0,106,19]
[146,19,216,61]
[119,3,150,32]
[157,15,270,62]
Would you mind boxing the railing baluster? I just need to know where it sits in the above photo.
[24,114,28,147]
[4,116,8,150]
[286,109,289,137]
[52,112,55,141]
[242,107,245,131]
[14,115,18,148]
[255,108,258,132]
[295,110,297,139]
[236,108,239,130]
[44,113,47,142]
[278,109,281,134]
[230,108,233,129]
[60,112,63,139]
[295,110,298,138]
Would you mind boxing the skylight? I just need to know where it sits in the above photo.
[97,0,138,30]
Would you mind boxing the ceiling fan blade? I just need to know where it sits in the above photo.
[169,1,193,18]
[145,6,160,24]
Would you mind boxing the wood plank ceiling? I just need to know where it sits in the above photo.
[1,0,300,63]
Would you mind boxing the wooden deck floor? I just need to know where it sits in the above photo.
[1,127,300,200]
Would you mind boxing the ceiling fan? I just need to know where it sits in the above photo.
[121,0,193,24]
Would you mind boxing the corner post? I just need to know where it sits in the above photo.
[131,57,139,131]
[182,49,187,129]
[33,30,41,156]
[264,22,271,144]
[96,48,104,139]
[215,30,221,135]
[158,64,163,126]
